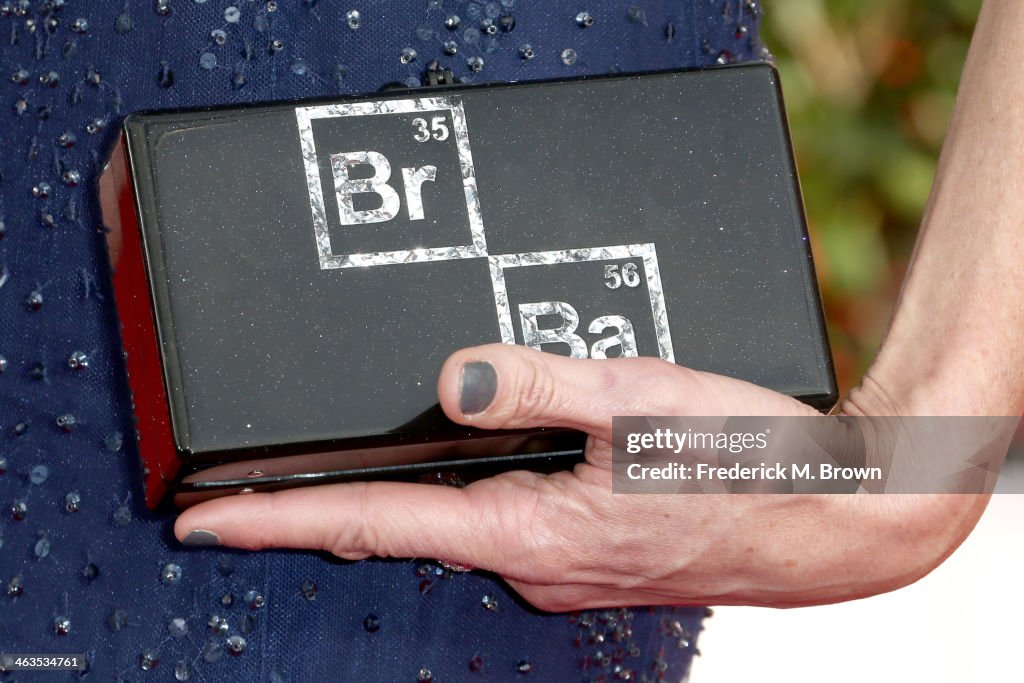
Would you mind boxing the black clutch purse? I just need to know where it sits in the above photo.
[100,63,836,509]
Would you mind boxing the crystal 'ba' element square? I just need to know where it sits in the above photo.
[489,244,674,362]
[296,97,486,269]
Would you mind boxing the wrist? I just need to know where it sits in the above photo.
[844,324,1024,417]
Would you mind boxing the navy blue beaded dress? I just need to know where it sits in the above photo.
[0,2,765,681]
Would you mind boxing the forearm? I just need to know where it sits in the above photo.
[851,0,1024,417]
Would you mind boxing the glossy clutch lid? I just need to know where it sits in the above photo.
[101,63,836,508]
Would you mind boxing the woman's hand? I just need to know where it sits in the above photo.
[174,343,985,612]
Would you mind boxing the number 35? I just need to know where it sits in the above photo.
[412,116,449,142]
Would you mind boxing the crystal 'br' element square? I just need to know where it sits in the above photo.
[489,244,674,363]
[295,97,487,269]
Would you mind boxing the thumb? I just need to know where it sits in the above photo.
[438,343,818,441]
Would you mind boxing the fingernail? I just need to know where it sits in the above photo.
[460,361,497,415]
[182,529,220,546]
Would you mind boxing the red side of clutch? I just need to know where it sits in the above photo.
[100,135,180,510]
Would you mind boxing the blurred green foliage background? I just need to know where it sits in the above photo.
[764,0,981,392]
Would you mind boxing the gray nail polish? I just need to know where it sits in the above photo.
[182,529,220,546]
[460,361,497,415]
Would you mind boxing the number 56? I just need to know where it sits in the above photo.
[605,262,641,289]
